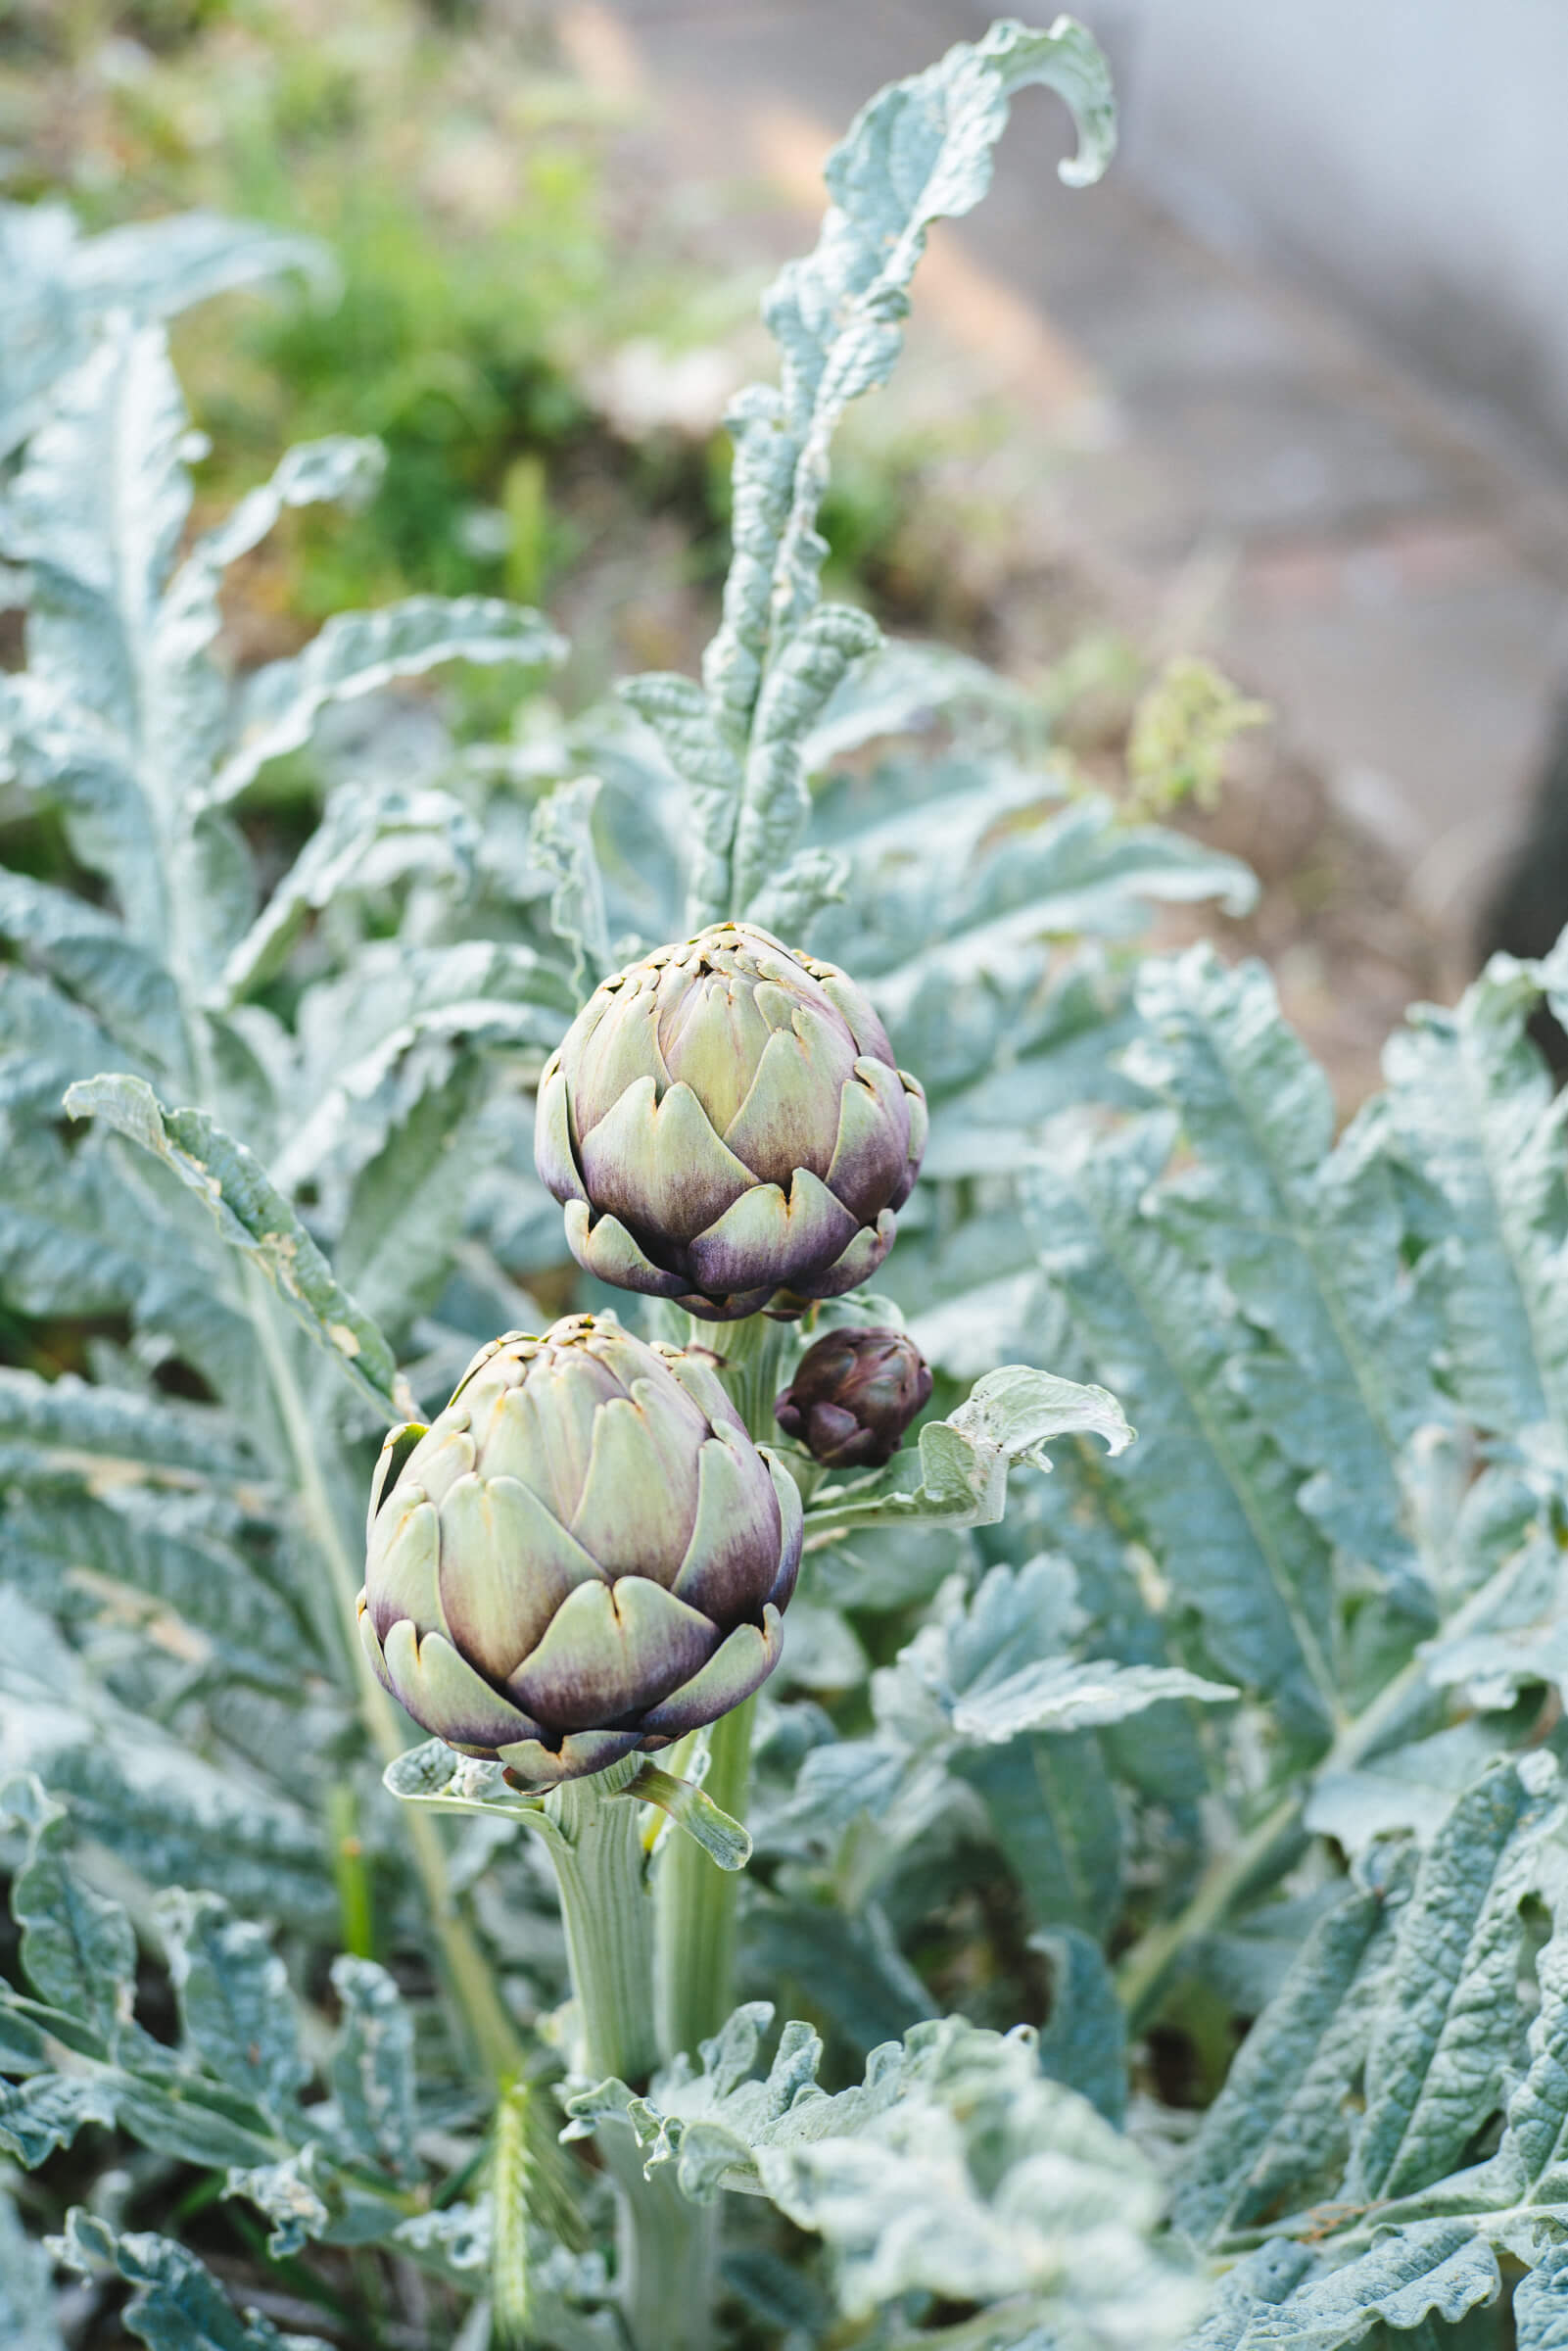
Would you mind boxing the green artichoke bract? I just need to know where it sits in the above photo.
[356,1315,802,1786]
[535,922,927,1321]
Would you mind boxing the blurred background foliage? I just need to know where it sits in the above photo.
[0,0,1025,674]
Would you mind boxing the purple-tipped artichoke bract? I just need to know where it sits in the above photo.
[775,1325,933,1469]
[534,922,927,1322]
[356,1316,802,1786]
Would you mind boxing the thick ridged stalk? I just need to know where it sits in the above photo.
[654,1312,791,2063]
[545,1755,713,2351]
[654,1694,755,2064]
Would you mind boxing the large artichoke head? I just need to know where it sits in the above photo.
[535,922,927,1321]
[357,1316,802,1786]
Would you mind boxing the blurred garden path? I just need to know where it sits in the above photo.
[563,0,1568,995]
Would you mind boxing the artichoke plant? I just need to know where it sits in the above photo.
[357,1316,803,1785]
[775,1325,933,1468]
[535,922,927,1320]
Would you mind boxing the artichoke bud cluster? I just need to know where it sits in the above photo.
[775,1325,933,1468]
[357,1318,801,1786]
[364,922,927,1777]
[533,923,927,1322]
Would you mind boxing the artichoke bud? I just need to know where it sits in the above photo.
[774,1325,932,1468]
[534,922,927,1322]
[356,1315,802,1786]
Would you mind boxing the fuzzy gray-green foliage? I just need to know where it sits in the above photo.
[4,18,1567,2351]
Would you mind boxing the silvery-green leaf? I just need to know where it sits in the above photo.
[0,1598,330,1930]
[51,2209,331,2350]
[626,1764,751,1872]
[802,1364,1130,1538]
[1126,947,1440,1596]
[382,1741,558,1843]
[746,1902,933,2056]
[64,1075,399,1415]
[731,602,880,915]
[0,2189,63,2351]
[860,796,1255,1032]
[528,774,613,991]
[0,1774,135,2043]
[332,1062,496,1342]
[1348,1755,1561,2203]
[1382,954,1568,1465]
[950,1657,1233,1741]
[326,1958,420,2186]
[1180,2228,1497,2351]
[0,871,184,1070]
[155,1891,308,2124]
[1305,1721,1514,1857]
[703,19,1115,745]
[0,1363,255,1485]
[617,672,744,925]
[223,2152,332,2261]
[1514,2236,1568,2347]
[1172,1846,1417,2246]
[177,436,381,591]
[210,596,566,807]
[0,2076,119,2167]
[219,780,479,1003]
[3,1489,299,1691]
[1032,1927,1127,2126]
[1026,1118,1339,1751]
[800,635,1046,773]
[572,2006,1195,2337]
[955,1731,1122,1938]
[0,203,329,460]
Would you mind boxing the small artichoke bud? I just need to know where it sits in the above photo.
[774,1325,932,1469]
[356,1316,802,1786]
[534,922,927,1321]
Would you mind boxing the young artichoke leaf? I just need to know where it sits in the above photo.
[801,1363,1132,1538]
[567,2006,1199,2340]
[528,773,614,993]
[64,1074,401,1418]
[623,16,1115,925]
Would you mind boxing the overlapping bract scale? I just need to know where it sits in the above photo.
[356,1316,802,1784]
[534,922,927,1320]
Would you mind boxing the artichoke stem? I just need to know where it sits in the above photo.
[603,2133,717,2351]
[546,1755,716,2351]
[544,1753,659,2087]
[695,1306,794,1439]
[654,1694,755,2064]
[653,1311,786,2062]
